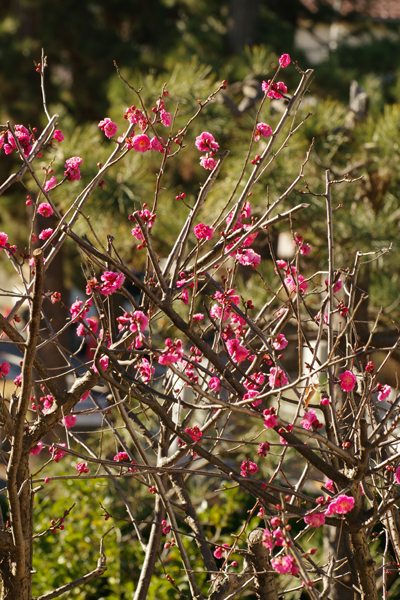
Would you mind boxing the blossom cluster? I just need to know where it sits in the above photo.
[195,131,220,170]
[0,124,33,157]
[261,79,288,99]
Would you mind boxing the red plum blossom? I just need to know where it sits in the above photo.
[339,370,357,392]
[98,117,118,138]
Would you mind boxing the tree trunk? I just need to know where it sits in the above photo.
[1,455,33,600]
[323,526,354,600]
[33,212,69,386]
[350,529,378,600]
[228,0,260,53]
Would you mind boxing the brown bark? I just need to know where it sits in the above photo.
[133,492,165,600]
[323,526,355,600]
[227,0,260,53]
[33,213,69,386]
[170,474,217,577]
[350,529,378,600]
[247,528,278,600]
[1,455,33,600]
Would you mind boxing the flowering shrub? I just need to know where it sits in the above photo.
[0,50,398,600]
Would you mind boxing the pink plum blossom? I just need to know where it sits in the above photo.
[262,80,288,99]
[76,462,89,474]
[320,394,330,406]
[30,441,43,455]
[285,274,308,293]
[272,528,285,546]
[0,362,10,377]
[100,271,125,296]
[235,248,261,268]
[62,414,77,429]
[271,556,298,575]
[135,358,155,384]
[160,109,172,127]
[213,546,224,559]
[262,528,273,550]
[39,228,53,241]
[273,334,288,351]
[243,390,261,406]
[86,317,98,334]
[131,225,144,244]
[209,377,221,392]
[242,226,258,247]
[325,494,355,516]
[268,366,288,389]
[226,338,249,363]
[339,370,357,392]
[257,441,270,456]
[245,372,265,390]
[263,410,278,429]
[80,390,91,402]
[125,105,146,127]
[195,132,219,152]
[161,520,171,534]
[49,443,66,463]
[325,278,342,293]
[150,136,164,152]
[92,355,109,374]
[129,311,149,333]
[193,313,204,321]
[199,155,218,170]
[275,259,287,271]
[194,223,214,240]
[257,122,272,138]
[315,311,328,325]
[377,384,391,402]
[365,361,375,373]
[37,202,53,217]
[300,409,319,431]
[279,53,291,68]
[44,176,57,191]
[53,129,64,142]
[70,299,90,322]
[131,134,150,153]
[42,395,54,414]
[325,479,335,492]
[240,460,258,478]
[185,425,202,442]
[64,156,83,181]
[395,466,400,485]
[114,451,129,462]
[304,512,325,527]
[0,232,8,248]
[5,124,32,156]
[158,338,183,366]
[98,117,118,138]
[113,451,137,474]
